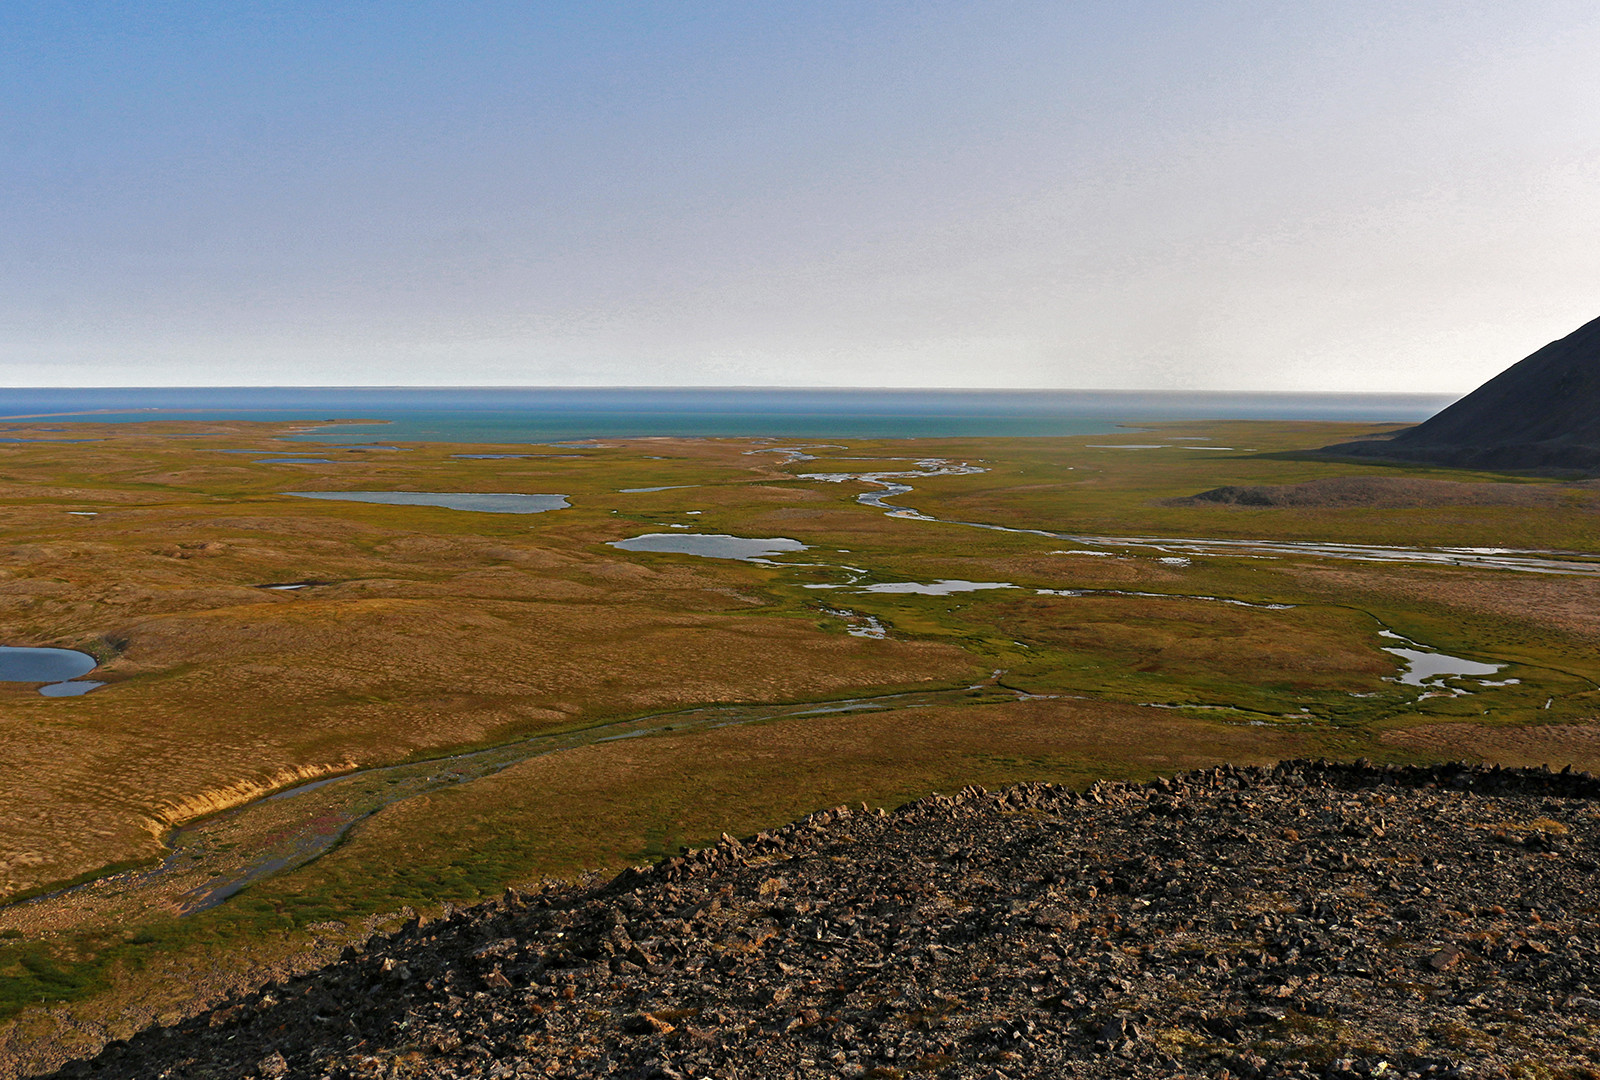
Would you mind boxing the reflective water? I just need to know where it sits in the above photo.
[285,491,570,514]
[39,681,104,697]
[609,533,807,561]
[0,646,97,683]
[0,646,100,696]
[801,459,1600,577]
[1376,630,1505,688]
[0,387,1452,442]
[812,580,1019,596]
[7,681,1031,918]
[1383,647,1504,686]
[1034,588,1294,609]
[620,485,698,493]
[819,607,888,639]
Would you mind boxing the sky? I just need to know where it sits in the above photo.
[2,2,1598,391]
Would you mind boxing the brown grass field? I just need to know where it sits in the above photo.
[0,416,1597,1073]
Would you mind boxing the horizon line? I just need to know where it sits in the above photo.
[0,385,1461,395]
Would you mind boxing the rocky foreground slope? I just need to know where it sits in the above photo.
[47,761,1600,1079]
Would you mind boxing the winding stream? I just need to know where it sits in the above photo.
[0,682,1034,928]
[799,460,1600,576]
[14,447,1594,928]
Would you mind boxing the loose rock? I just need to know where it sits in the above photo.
[41,760,1600,1078]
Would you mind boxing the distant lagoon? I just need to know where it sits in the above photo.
[0,388,1455,444]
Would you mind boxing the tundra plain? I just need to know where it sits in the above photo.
[0,418,1597,1073]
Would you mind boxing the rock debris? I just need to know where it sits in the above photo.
[45,760,1600,1079]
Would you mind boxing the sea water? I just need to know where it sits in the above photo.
[0,388,1455,444]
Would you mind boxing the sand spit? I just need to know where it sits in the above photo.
[40,760,1600,1079]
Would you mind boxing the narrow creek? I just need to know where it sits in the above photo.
[797,459,1600,576]
[0,681,1035,930]
[15,447,1594,931]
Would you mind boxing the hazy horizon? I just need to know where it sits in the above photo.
[5,3,1597,392]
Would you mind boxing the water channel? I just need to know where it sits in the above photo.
[16,447,1591,923]
[797,459,1600,576]
[0,682,1039,925]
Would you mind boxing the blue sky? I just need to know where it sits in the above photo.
[3,2,1598,389]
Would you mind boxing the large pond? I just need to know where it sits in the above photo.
[285,491,570,514]
[609,533,808,561]
[0,646,101,696]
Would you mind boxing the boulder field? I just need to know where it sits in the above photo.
[46,760,1600,1079]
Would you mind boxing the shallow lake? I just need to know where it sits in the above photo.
[285,491,570,513]
[609,533,808,561]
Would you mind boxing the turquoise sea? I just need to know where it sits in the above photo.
[0,388,1455,444]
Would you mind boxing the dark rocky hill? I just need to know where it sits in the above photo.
[39,760,1600,1079]
[1327,314,1600,473]
[1166,475,1600,510]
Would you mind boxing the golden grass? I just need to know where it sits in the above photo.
[1381,721,1600,772]
[291,695,1329,896]
[0,415,1597,1064]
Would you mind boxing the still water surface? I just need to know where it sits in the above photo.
[286,491,570,513]
[609,533,808,561]
[0,646,101,696]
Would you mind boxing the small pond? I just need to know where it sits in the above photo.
[0,646,101,696]
[1383,647,1504,687]
[806,580,1019,596]
[1378,630,1505,687]
[609,533,808,561]
[285,491,570,514]
[861,580,1019,596]
[40,681,105,697]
